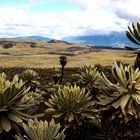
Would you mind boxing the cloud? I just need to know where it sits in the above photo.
[0,0,139,38]
[110,0,140,22]
[68,0,140,22]
[66,0,140,34]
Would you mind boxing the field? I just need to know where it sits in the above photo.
[0,38,135,68]
[0,38,139,140]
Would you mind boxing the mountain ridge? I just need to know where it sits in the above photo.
[16,36,52,41]
[1,32,139,48]
[63,32,138,48]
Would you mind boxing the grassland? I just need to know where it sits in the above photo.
[0,38,135,68]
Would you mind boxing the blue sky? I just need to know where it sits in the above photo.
[0,0,80,13]
[0,0,140,38]
[30,0,80,13]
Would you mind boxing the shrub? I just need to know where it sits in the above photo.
[98,62,140,139]
[0,73,42,133]
[20,69,40,91]
[45,85,100,129]
[15,119,65,140]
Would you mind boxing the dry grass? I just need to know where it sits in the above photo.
[0,48,135,68]
[0,38,135,68]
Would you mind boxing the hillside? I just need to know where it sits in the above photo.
[63,32,139,48]
[9,32,139,48]
[0,38,135,68]
[0,38,91,55]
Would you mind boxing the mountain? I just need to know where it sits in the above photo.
[17,36,52,41]
[16,32,139,48]
[63,32,139,48]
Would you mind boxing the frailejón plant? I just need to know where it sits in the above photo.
[0,72,42,133]
[99,62,140,117]
[45,85,100,129]
[78,65,99,91]
[126,22,140,69]
[21,69,40,91]
[59,56,67,84]
[126,22,140,45]
[15,119,65,140]
[98,62,140,139]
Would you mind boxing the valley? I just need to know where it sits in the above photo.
[0,38,135,68]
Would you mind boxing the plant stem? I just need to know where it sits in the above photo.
[60,66,64,84]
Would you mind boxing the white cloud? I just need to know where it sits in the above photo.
[0,0,140,38]
[110,0,140,22]
[67,0,140,30]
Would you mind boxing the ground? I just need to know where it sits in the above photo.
[0,38,135,68]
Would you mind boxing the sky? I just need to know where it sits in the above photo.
[0,0,140,39]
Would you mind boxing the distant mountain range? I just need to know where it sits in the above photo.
[63,32,139,48]
[17,36,52,41]
[17,32,139,48]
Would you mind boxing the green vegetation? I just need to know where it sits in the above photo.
[3,43,13,49]
[20,69,40,91]
[98,62,140,139]
[0,22,140,140]
[45,85,99,129]
[0,73,42,134]
[1,61,139,140]
[126,23,140,45]
[59,56,67,84]
[126,22,140,69]
[77,65,99,92]
[15,119,65,140]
